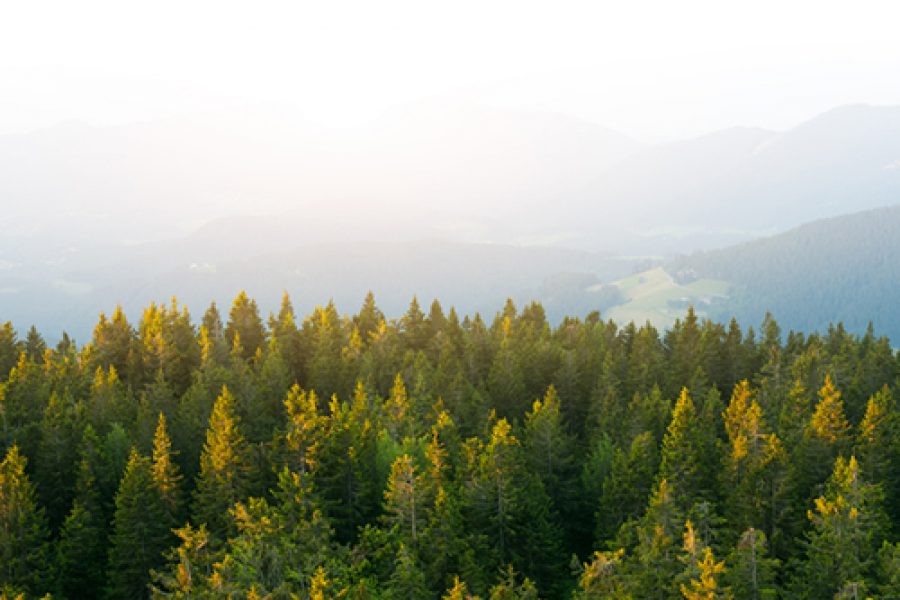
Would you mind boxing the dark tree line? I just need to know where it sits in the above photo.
[0,293,898,599]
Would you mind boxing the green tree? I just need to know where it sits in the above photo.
[791,455,888,599]
[722,528,778,600]
[385,543,430,600]
[224,291,267,362]
[0,445,53,596]
[721,381,788,545]
[57,454,106,600]
[151,412,182,522]
[383,454,425,547]
[105,449,173,599]
[573,549,630,599]
[659,388,717,513]
[192,386,249,540]
[596,431,659,543]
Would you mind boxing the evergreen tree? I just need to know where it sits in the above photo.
[625,479,682,600]
[573,549,630,599]
[311,395,379,543]
[443,577,480,600]
[523,385,577,543]
[151,412,182,522]
[224,291,267,362]
[854,386,900,528]
[722,528,778,600]
[466,419,563,595]
[596,431,659,543]
[34,391,80,530]
[488,566,539,600]
[659,388,716,513]
[192,386,249,540]
[105,449,173,599]
[721,381,788,545]
[282,384,323,475]
[0,445,53,596]
[791,455,888,599]
[57,454,106,600]
[385,543,430,600]
[383,454,425,546]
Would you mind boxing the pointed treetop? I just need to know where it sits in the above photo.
[810,374,850,444]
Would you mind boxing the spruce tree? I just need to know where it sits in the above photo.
[57,452,107,600]
[151,412,182,522]
[224,291,267,362]
[192,386,249,540]
[792,455,888,599]
[105,449,172,599]
[659,388,715,513]
[0,445,53,596]
[723,528,778,600]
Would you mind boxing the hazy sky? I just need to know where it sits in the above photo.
[3,0,900,139]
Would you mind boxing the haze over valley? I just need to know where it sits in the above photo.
[2,101,899,340]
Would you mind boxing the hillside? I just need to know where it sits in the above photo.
[669,205,900,339]
[578,104,900,251]
[603,267,729,328]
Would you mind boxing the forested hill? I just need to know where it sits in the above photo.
[669,204,900,341]
[1,295,899,598]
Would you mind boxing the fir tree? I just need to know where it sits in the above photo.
[151,412,182,521]
[58,450,107,599]
[224,291,267,362]
[791,455,888,599]
[0,445,53,596]
[105,449,173,599]
[192,386,249,540]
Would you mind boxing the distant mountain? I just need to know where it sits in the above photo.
[6,102,900,259]
[0,224,638,341]
[668,205,900,341]
[578,104,900,252]
[0,103,641,251]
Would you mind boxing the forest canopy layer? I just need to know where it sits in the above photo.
[0,293,898,599]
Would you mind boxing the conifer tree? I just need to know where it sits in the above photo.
[312,395,379,543]
[596,431,659,543]
[149,524,215,598]
[57,455,106,600]
[151,412,182,522]
[384,373,414,440]
[854,386,900,527]
[721,381,788,543]
[722,528,778,600]
[443,577,480,600]
[34,390,80,530]
[573,549,629,599]
[355,291,385,345]
[383,454,425,546]
[626,479,682,600]
[0,321,21,378]
[192,386,249,540]
[523,385,577,542]
[487,319,527,419]
[224,291,267,362]
[282,384,323,475]
[792,455,888,599]
[679,546,729,600]
[105,449,173,599]
[467,419,563,594]
[488,566,539,600]
[0,445,53,596]
[659,388,714,512]
[385,543,430,600]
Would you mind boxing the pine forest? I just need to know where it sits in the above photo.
[1,292,898,599]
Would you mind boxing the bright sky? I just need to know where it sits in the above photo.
[3,0,900,139]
